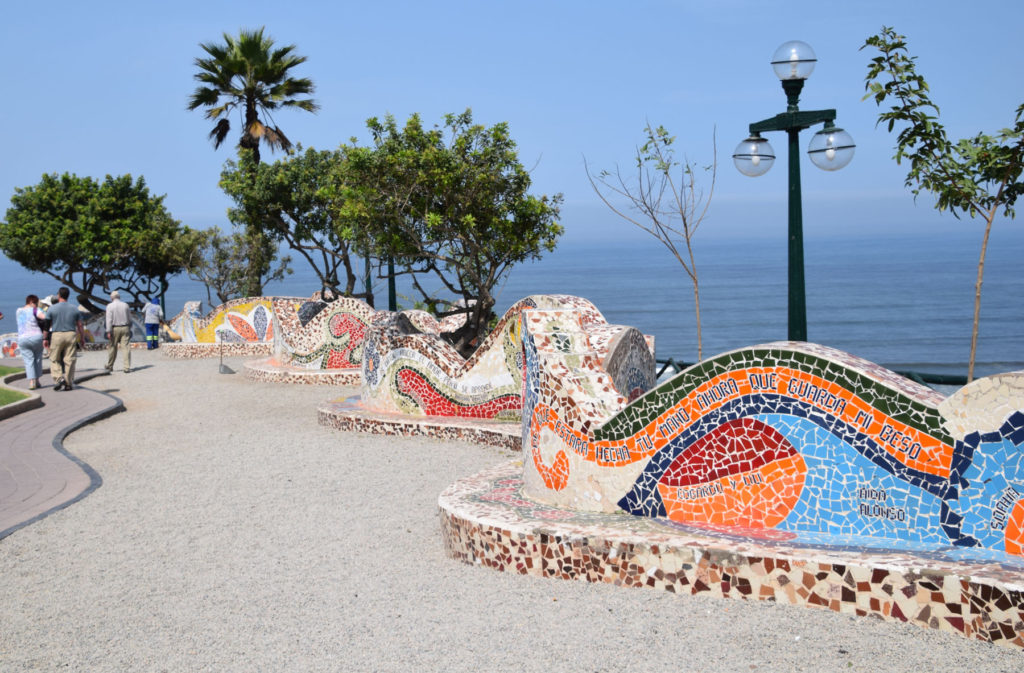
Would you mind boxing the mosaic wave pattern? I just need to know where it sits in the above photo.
[360,295,652,421]
[166,298,275,344]
[522,337,1024,563]
[271,296,383,370]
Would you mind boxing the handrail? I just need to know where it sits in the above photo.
[656,358,968,387]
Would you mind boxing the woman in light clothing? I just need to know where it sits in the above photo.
[16,294,45,389]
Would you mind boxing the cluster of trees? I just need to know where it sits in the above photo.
[0,173,198,309]
[0,28,561,356]
[188,28,561,354]
[220,111,562,354]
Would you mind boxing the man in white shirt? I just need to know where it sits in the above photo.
[105,290,133,373]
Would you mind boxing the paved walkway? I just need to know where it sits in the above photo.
[0,358,123,539]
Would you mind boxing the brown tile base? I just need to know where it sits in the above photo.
[439,460,1024,649]
[243,357,362,386]
[81,342,149,351]
[161,343,272,359]
[318,396,521,451]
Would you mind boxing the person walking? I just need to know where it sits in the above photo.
[15,295,46,389]
[47,287,85,391]
[142,297,163,350]
[104,290,132,373]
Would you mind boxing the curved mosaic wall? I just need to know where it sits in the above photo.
[359,295,655,422]
[271,296,383,371]
[521,327,1024,563]
[166,298,275,344]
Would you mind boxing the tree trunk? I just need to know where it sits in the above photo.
[967,218,993,383]
[692,278,702,362]
[239,104,266,297]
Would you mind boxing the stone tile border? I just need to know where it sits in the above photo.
[243,357,362,386]
[161,343,272,359]
[439,460,1024,649]
[0,371,43,421]
[81,342,149,352]
[318,396,521,451]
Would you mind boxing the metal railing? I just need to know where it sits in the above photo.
[655,358,968,388]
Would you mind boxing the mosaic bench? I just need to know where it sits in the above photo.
[243,296,383,385]
[437,320,1024,647]
[163,298,276,359]
[318,295,656,443]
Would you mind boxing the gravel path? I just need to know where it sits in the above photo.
[0,350,1019,672]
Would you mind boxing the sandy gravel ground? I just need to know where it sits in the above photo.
[0,350,1020,672]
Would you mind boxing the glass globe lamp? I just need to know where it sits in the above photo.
[771,41,817,81]
[732,134,776,177]
[807,123,855,171]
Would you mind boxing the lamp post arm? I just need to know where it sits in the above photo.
[750,109,836,134]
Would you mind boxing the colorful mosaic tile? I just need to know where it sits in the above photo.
[164,297,275,345]
[1,333,21,358]
[318,395,520,450]
[243,359,362,386]
[271,296,383,371]
[521,334,1024,564]
[439,460,1024,649]
[360,296,654,422]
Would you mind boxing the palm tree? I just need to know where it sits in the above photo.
[187,27,317,296]
[188,27,318,165]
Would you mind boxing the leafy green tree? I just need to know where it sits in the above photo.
[364,110,563,356]
[220,147,373,301]
[0,173,199,310]
[862,27,1024,381]
[586,123,716,361]
[185,226,291,308]
[187,27,318,296]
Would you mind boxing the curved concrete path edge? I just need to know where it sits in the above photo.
[0,371,124,541]
[0,371,43,420]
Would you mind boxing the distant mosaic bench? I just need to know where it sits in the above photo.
[440,460,1024,649]
[319,395,520,451]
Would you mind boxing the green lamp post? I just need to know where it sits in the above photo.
[732,41,855,342]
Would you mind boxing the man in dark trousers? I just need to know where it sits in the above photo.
[47,287,85,391]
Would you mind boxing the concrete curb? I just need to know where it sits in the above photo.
[0,371,43,421]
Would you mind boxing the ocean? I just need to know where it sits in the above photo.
[2,228,1021,378]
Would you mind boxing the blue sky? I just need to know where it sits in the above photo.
[2,0,1022,244]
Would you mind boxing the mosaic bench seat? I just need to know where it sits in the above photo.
[358,295,653,422]
[244,296,383,385]
[440,330,1024,648]
[163,297,276,358]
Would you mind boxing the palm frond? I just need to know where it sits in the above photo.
[279,99,319,113]
[210,119,231,148]
[187,86,221,110]
[262,126,292,151]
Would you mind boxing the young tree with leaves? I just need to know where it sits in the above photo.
[586,123,716,361]
[862,27,1024,381]
[187,27,318,297]
[364,110,564,356]
[220,147,374,302]
[185,226,291,308]
[1,173,199,311]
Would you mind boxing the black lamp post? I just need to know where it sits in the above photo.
[732,41,855,342]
